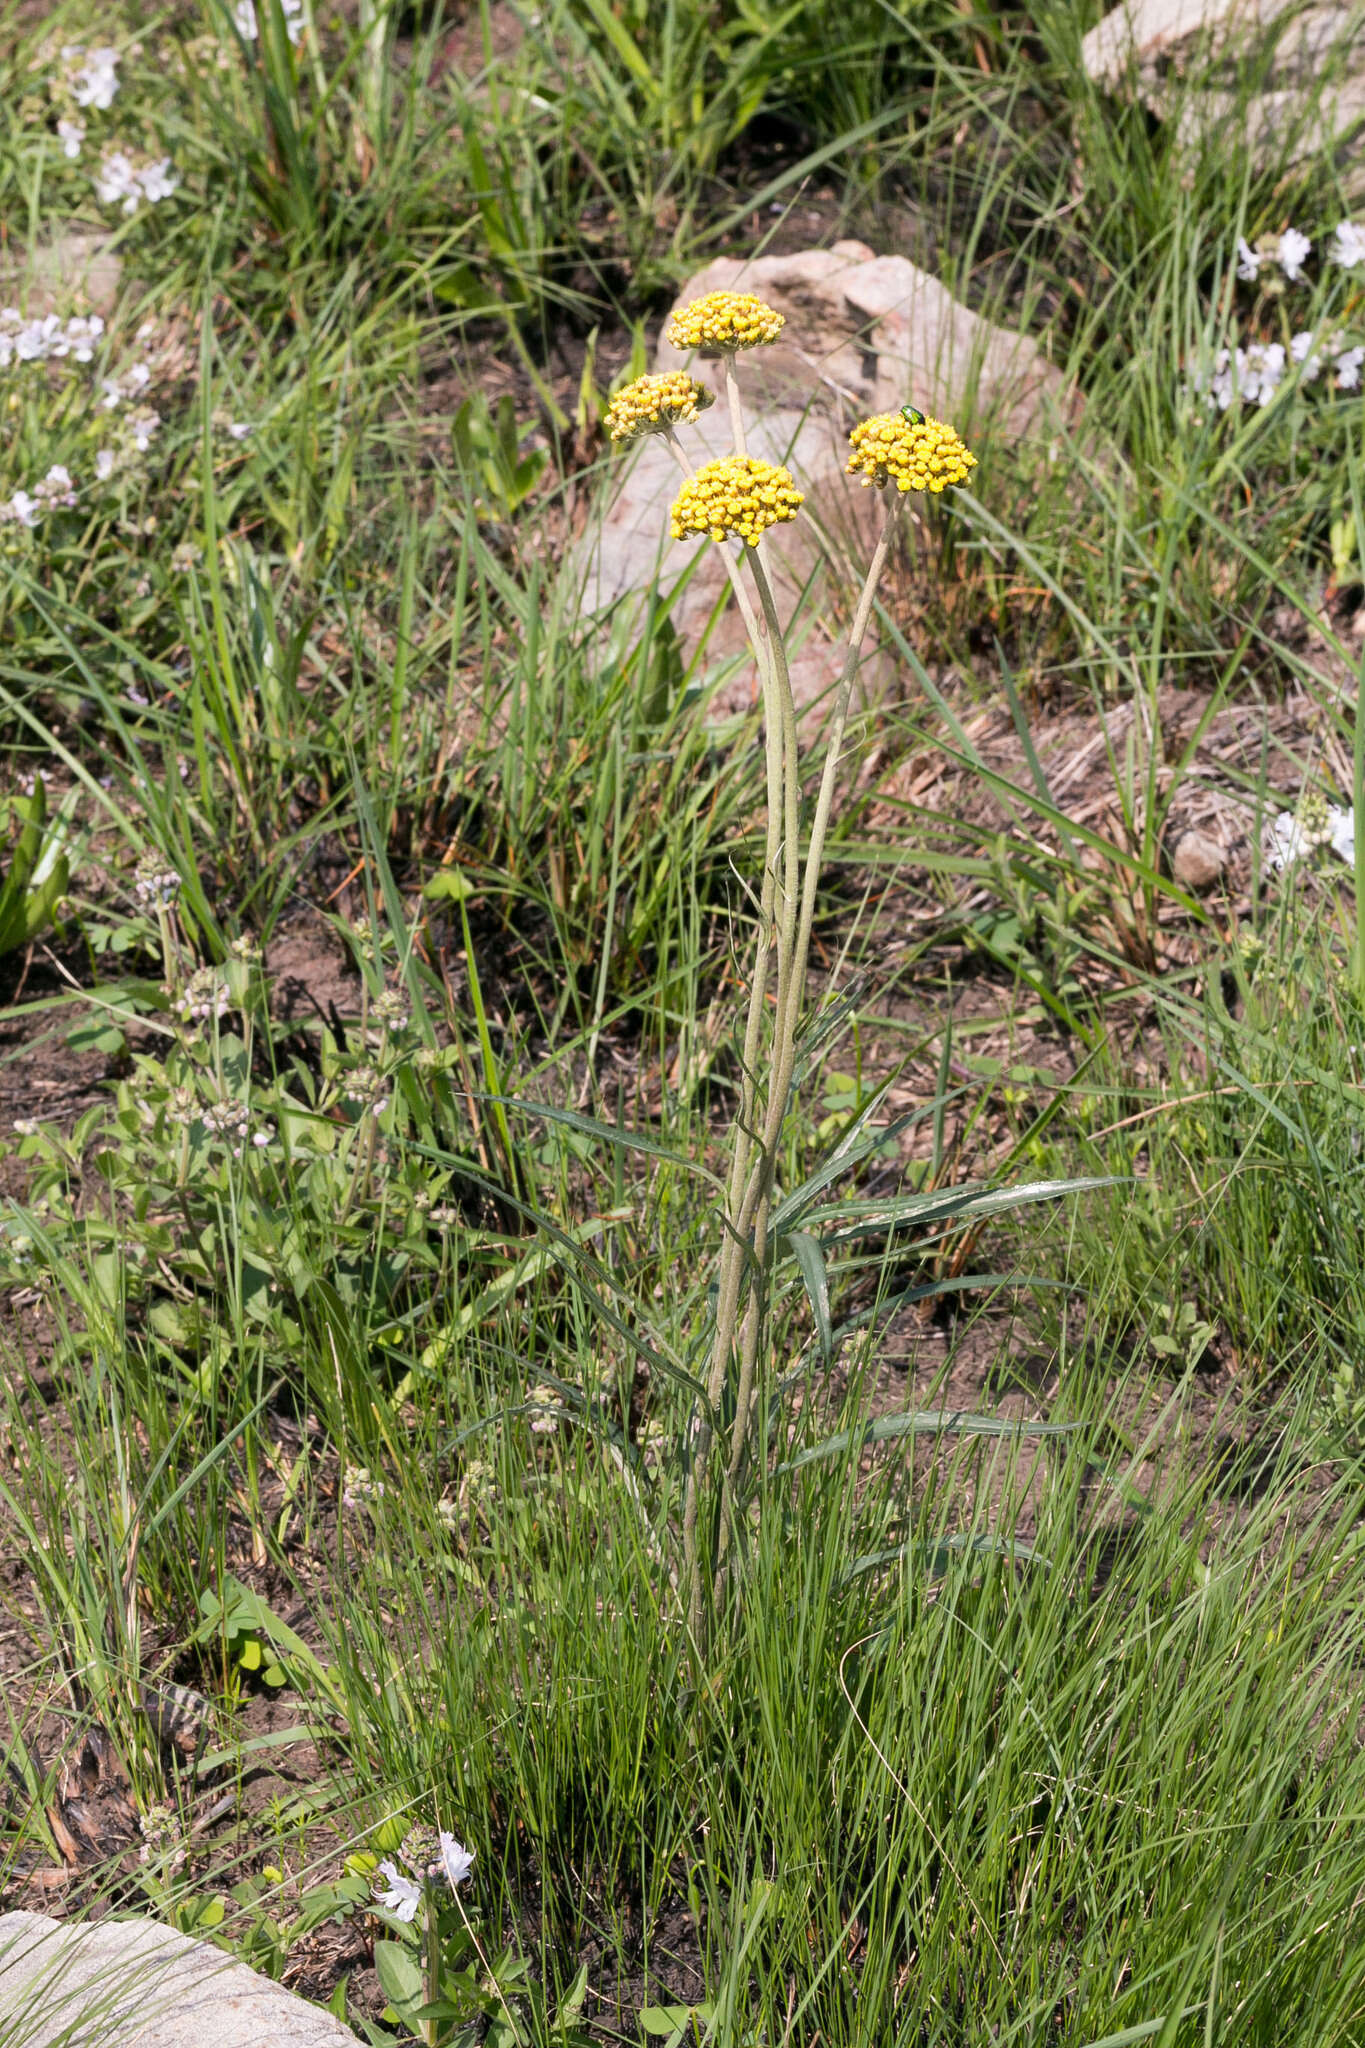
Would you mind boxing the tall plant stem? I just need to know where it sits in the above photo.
[666,431,785,1633]
[719,500,901,1528]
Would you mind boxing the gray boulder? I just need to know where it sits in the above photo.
[0,1911,358,2046]
[1081,0,1365,182]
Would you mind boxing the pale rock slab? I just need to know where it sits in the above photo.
[0,1911,359,2046]
[0,232,122,316]
[1081,0,1365,184]
[580,241,1078,720]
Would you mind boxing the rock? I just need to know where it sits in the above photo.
[0,1911,359,2046]
[1172,827,1227,890]
[0,231,122,316]
[580,241,1079,721]
[1081,0,1365,184]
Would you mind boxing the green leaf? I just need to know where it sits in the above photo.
[778,1408,1078,1475]
[374,1939,426,2023]
[782,1229,832,1364]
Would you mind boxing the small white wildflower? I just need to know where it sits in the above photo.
[1242,340,1285,406]
[12,1117,41,1138]
[1336,346,1364,391]
[139,158,180,204]
[36,466,77,509]
[128,406,161,452]
[4,491,39,529]
[1329,221,1365,270]
[1235,236,1261,281]
[373,1859,421,1923]
[64,314,103,360]
[1290,328,1327,382]
[227,421,252,441]
[1277,228,1311,281]
[95,448,116,481]
[65,44,121,111]
[57,117,85,160]
[95,149,141,213]
[437,1833,475,1889]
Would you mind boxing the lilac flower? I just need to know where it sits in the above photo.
[438,1833,475,1889]
[374,1859,422,1923]
[1277,228,1311,281]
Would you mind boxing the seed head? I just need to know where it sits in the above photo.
[666,291,784,357]
[605,371,715,442]
[845,412,977,494]
[669,455,804,548]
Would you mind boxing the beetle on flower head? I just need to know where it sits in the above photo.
[846,411,976,493]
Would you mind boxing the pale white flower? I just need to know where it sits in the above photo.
[231,0,305,42]
[65,44,120,111]
[64,315,103,361]
[4,491,39,529]
[1290,328,1326,381]
[437,1833,475,1889]
[36,466,76,508]
[1329,806,1356,866]
[1267,802,1353,870]
[96,150,141,213]
[1277,228,1312,281]
[95,448,116,481]
[57,117,85,160]
[1329,221,1365,270]
[227,421,252,441]
[1235,236,1261,281]
[373,1859,421,1923]
[139,158,180,204]
[128,406,161,452]
[1336,346,1364,390]
[1241,340,1285,406]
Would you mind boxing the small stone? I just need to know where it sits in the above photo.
[0,1911,359,2045]
[1172,829,1226,891]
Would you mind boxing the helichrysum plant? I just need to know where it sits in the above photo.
[608,291,978,1635]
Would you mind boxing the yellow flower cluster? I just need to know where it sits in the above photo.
[666,291,785,357]
[670,455,804,547]
[604,371,715,442]
[845,412,977,493]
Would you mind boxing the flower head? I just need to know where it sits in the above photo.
[1277,228,1311,281]
[1336,345,1364,390]
[669,454,803,547]
[666,291,784,357]
[1235,236,1261,281]
[604,371,715,442]
[1329,221,1365,270]
[438,1832,475,1889]
[374,1859,421,1923]
[845,412,977,494]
